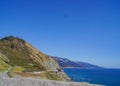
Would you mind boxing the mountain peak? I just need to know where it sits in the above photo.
[0,36,25,43]
[0,36,26,50]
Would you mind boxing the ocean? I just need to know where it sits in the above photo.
[63,68,120,86]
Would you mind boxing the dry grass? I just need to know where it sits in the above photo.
[0,58,10,72]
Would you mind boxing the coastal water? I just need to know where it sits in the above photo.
[63,68,120,86]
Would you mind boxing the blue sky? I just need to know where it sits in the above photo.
[0,0,120,68]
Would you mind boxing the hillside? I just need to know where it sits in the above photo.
[53,57,103,69]
[0,36,70,81]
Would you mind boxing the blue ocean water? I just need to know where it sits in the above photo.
[63,68,120,86]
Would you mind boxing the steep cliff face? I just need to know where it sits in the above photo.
[0,36,70,81]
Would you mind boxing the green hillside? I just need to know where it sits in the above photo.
[0,36,70,81]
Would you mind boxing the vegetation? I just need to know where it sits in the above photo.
[39,71,63,80]
[0,58,10,72]
[0,36,70,81]
[0,36,45,71]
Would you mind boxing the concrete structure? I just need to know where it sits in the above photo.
[0,76,104,86]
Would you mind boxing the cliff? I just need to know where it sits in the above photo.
[0,36,70,81]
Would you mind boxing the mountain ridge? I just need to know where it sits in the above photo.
[52,57,103,69]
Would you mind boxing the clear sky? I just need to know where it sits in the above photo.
[0,0,120,68]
